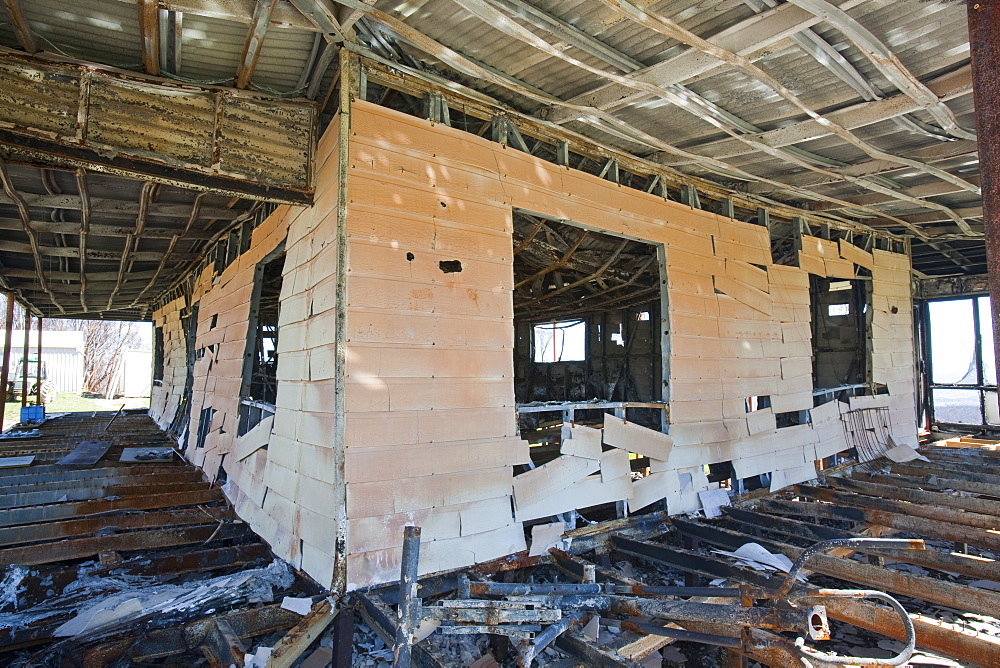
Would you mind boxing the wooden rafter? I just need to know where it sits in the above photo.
[131,192,205,308]
[514,230,589,290]
[0,0,37,53]
[0,159,63,313]
[75,169,90,313]
[235,0,278,89]
[108,182,156,310]
[138,0,160,76]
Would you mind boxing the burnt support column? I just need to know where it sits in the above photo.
[20,308,28,408]
[969,2,1000,415]
[0,293,15,430]
[35,317,42,406]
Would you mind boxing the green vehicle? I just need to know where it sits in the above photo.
[7,358,55,405]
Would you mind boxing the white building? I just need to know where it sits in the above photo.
[0,330,85,394]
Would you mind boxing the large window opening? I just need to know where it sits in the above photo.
[926,295,997,429]
[811,276,870,391]
[152,325,164,384]
[512,211,664,470]
[238,247,285,435]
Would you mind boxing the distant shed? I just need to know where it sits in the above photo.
[0,331,85,394]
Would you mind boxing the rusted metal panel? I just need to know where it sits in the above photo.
[969,1,1000,414]
[218,94,313,189]
[87,76,217,167]
[0,57,79,136]
[0,48,315,203]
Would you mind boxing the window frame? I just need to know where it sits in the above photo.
[238,242,285,435]
[925,294,997,429]
[531,318,588,363]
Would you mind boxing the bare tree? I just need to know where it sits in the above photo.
[83,322,144,397]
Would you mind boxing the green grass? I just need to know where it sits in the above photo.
[3,392,149,427]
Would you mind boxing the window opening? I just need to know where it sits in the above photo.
[239,246,285,435]
[533,320,587,362]
[927,295,997,428]
[512,210,664,471]
[811,276,869,391]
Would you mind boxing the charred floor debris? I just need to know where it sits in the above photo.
[3,0,1000,667]
[0,412,999,666]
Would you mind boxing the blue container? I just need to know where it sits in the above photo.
[20,405,44,422]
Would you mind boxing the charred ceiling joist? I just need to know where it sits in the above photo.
[0,48,317,205]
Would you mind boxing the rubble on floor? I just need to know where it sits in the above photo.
[0,411,323,666]
[4,411,1000,667]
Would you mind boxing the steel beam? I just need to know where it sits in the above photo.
[761,498,1000,552]
[969,0,1000,401]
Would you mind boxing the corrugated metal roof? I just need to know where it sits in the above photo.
[0,0,987,282]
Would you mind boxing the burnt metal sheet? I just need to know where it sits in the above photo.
[0,48,315,203]
[55,439,112,467]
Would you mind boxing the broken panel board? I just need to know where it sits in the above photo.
[150,100,919,593]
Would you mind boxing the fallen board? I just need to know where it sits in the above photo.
[0,456,33,468]
[0,430,41,440]
[120,447,176,463]
[57,441,113,467]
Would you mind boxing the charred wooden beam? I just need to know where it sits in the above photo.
[81,602,302,664]
[267,597,338,668]
[0,160,64,313]
[760,498,1000,553]
[0,49,315,203]
[138,0,160,75]
[673,517,1000,619]
[723,507,1000,583]
[795,483,1000,531]
[0,488,222,527]
[0,506,231,546]
[0,0,36,53]
[855,470,1000,497]
[201,618,247,666]
[827,475,1000,517]
[0,521,247,566]
[75,168,90,312]
[614,534,1000,666]
[235,0,278,89]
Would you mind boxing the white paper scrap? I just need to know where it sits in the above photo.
[698,488,730,519]
[884,440,930,463]
[246,646,273,668]
[528,521,569,557]
[713,542,805,580]
[280,596,314,616]
[582,615,599,641]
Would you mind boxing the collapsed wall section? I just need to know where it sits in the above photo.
[151,100,919,593]
[150,125,343,587]
[343,101,918,588]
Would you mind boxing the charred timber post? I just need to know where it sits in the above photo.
[969,1,1000,410]
[0,293,14,430]
[393,525,421,668]
[34,317,41,406]
[19,307,27,408]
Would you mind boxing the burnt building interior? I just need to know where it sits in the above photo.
[2,1,1000,666]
